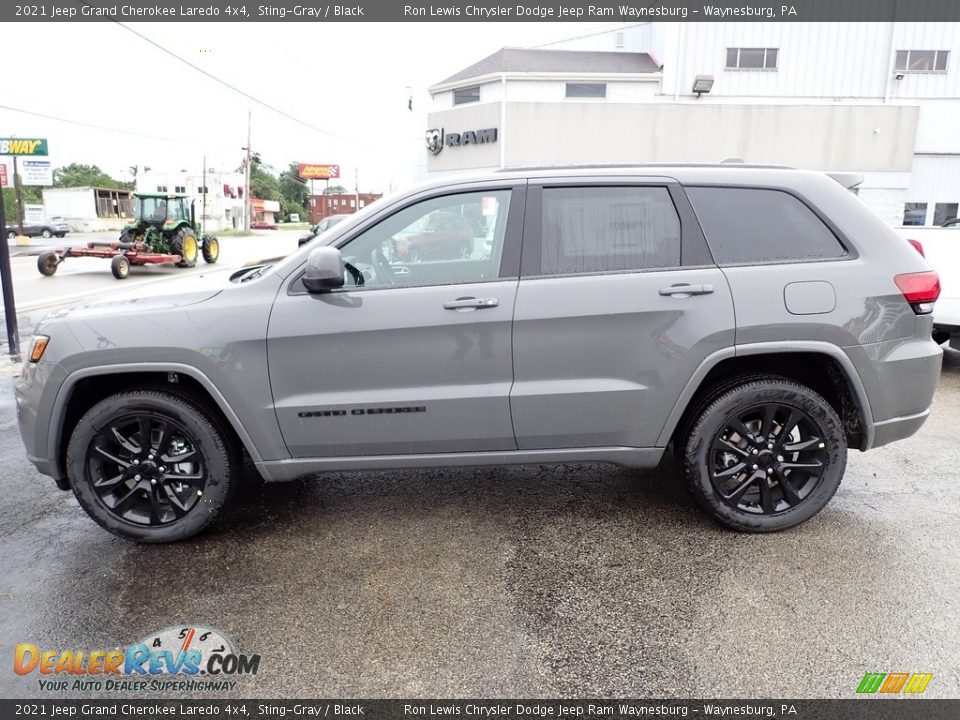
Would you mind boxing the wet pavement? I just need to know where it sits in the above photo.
[1,349,958,699]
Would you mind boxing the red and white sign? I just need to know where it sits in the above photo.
[0,163,8,188]
[298,163,340,180]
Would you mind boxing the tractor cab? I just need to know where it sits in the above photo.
[132,193,191,230]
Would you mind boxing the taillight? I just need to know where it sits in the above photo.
[907,238,925,256]
[894,271,940,314]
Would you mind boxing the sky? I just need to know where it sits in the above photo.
[2,22,620,192]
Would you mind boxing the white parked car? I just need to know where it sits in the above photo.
[898,226,960,349]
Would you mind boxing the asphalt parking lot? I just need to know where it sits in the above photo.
[1,348,958,699]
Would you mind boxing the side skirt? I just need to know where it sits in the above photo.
[256,447,666,482]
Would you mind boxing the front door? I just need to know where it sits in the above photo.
[267,185,525,458]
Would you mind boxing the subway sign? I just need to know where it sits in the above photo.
[0,138,48,156]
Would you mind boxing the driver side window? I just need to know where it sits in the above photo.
[337,190,511,290]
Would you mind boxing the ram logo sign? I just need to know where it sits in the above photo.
[425,128,497,156]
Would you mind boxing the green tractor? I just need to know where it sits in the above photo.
[120,193,220,269]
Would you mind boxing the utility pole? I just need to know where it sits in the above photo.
[202,155,207,235]
[12,156,23,235]
[243,111,251,232]
[0,183,18,355]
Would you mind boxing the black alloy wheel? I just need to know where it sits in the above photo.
[681,376,846,532]
[66,391,236,542]
[86,413,206,527]
[709,402,827,515]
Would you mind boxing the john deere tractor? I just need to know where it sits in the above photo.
[119,193,219,269]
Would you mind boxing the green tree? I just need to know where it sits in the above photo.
[249,162,281,201]
[322,184,348,195]
[279,162,310,222]
[2,185,43,224]
[53,163,132,189]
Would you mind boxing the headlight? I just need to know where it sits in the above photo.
[28,335,49,363]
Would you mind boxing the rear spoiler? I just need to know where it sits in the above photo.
[826,172,864,190]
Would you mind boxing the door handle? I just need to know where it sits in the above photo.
[658,284,714,297]
[443,297,499,310]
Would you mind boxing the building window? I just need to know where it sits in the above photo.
[174,185,186,194]
[934,202,958,226]
[903,203,927,226]
[895,50,949,73]
[566,82,607,98]
[726,47,778,70]
[156,185,167,192]
[198,186,208,195]
[453,86,481,105]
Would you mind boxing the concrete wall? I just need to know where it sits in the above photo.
[500,102,918,171]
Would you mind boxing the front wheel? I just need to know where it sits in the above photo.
[681,376,846,532]
[41,228,52,239]
[65,390,236,542]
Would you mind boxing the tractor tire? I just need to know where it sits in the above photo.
[37,252,59,277]
[201,235,220,264]
[169,227,199,268]
[111,255,130,280]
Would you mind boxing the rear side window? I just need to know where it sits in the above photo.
[540,186,681,275]
[685,186,846,265]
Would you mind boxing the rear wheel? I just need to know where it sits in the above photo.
[65,390,236,543]
[111,255,130,280]
[201,235,219,264]
[169,227,199,268]
[6,230,15,240]
[681,376,846,532]
[37,252,59,276]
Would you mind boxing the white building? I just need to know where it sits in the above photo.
[136,169,246,231]
[426,23,960,228]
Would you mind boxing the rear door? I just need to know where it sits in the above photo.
[510,177,735,449]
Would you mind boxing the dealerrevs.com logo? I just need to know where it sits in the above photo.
[14,625,260,693]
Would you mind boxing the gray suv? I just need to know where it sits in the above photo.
[15,166,943,542]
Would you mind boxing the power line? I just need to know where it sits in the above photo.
[96,13,381,151]
[0,102,234,148]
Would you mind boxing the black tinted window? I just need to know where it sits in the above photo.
[540,187,681,274]
[686,187,846,265]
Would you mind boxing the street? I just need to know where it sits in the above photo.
[4,228,301,321]
[0,232,958,700]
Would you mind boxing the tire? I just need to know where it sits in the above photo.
[111,255,130,280]
[169,227,199,268]
[37,252,59,276]
[680,376,846,532]
[6,230,15,241]
[41,228,52,239]
[201,235,219,264]
[65,390,236,543]
[56,233,66,239]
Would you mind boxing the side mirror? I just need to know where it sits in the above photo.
[303,246,345,293]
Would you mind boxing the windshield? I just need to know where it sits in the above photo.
[137,197,168,222]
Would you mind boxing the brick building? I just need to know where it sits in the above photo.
[308,192,382,224]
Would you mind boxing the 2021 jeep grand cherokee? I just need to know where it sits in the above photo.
[15,165,943,542]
